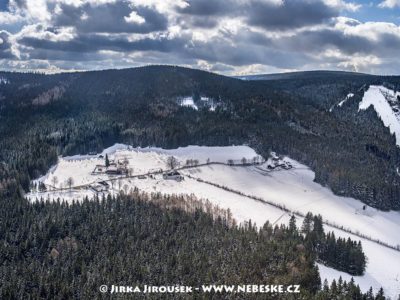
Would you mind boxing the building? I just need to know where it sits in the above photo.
[93,164,105,174]
[163,171,184,181]
[92,161,128,176]
[105,165,122,175]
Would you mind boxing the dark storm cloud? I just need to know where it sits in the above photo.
[178,0,338,30]
[20,34,186,59]
[180,35,314,69]
[280,29,372,54]
[245,0,339,30]
[174,0,237,28]
[53,1,168,34]
[19,26,310,69]
[176,0,234,16]
[279,28,400,57]
[0,31,16,59]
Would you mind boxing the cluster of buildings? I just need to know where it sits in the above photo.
[267,157,292,170]
[92,158,129,175]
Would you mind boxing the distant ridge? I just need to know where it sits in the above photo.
[235,70,374,81]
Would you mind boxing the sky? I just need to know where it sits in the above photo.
[0,0,399,75]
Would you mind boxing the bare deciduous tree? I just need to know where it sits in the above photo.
[51,176,58,190]
[166,156,179,169]
[66,177,74,190]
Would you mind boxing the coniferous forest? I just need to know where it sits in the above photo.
[0,190,375,299]
[1,66,400,210]
[0,66,398,299]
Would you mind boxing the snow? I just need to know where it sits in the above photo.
[359,85,400,146]
[0,77,9,85]
[26,144,400,298]
[329,93,354,112]
[138,145,259,164]
[28,189,95,203]
[317,263,381,294]
[178,96,218,111]
[26,144,260,198]
[180,97,198,110]
[338,93,354,107]
[183,162,400,248]
[318,228,400,297]
[126,175,290,226]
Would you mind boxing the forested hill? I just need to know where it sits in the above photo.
[1,65,400,210]
[235,70,373,81]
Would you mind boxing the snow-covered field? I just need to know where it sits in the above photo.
[26,144,400,298]
[359,85,400,146]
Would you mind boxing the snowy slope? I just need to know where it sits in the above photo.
[359,85,400,146]
[27,145,260,195]
[139,145,259,164]
[318,228,400,298]
[26,144,400,297]
[183,163,400,247]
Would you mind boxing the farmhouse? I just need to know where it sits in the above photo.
[105,165,122,175]
[92,160,129,175]
[163,171,184,181]
[93,164,105,174]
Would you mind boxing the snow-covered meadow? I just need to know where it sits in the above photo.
[26,144,400,298]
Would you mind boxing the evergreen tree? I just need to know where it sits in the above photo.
[105,154,110,168]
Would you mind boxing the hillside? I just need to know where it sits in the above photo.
[235,70,373,81]
[1,66,400,211]
[26,143,400,298]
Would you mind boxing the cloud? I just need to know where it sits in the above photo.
[53,1,168,34]
[324,0,361,12]
[378,0,400,8]
[176,0,234,16]
[0,30,18,59]
[19,33,186,58]
[0,0,399,74]
[245,0,339,30]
